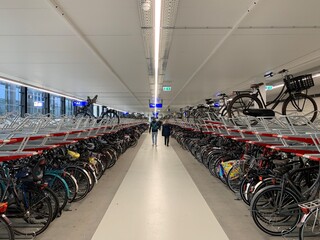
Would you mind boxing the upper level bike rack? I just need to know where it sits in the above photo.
[169,114,320,162]
[0,114,148,162]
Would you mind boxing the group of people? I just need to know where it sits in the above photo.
[149,118,171,147]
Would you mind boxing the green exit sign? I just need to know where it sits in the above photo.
[163,86,171,91]
[265,85,273,91]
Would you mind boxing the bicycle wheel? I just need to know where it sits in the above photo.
[0,214,14,240]
[226,161,246,193]
[227,94,263,125]
[43,174,68,212]
[62,172,78,203]
[282,93,317,123]
[43,187,60,220]
[9,189,53,236]
[299,208,320,240]
[65,166,90,202]
[250,185,301,236]
[99,110,120,124]
[239,177,251,205]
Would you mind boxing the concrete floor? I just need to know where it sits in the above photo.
[37,133,297,240]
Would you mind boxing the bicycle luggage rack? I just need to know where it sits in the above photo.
[298,198,320,210]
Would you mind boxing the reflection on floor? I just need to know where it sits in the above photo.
[91,135,229,240]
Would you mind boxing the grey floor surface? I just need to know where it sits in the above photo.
[36,134,298,240]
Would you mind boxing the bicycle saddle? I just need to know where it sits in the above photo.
[217,93,227,97]
[197,104,206,109]
[243,109,275,117]
[250,82,264,88]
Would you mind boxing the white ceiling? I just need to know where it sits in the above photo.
[0,0,320,113]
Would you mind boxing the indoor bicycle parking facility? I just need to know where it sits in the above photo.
[1,1,320,240]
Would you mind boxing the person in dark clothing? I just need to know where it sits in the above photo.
[149,118,160,146]
[161,121,171,146]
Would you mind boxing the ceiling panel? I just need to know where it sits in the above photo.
[172,28,320,105]
[175,0,254,27]
[241,0,320,27]
[0,1,320,115]
[88,36,150,93]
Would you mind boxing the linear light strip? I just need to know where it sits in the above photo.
[0,77,82,101]
[272,84,284,89]
[154,0,162,114]
[0,77,129,113]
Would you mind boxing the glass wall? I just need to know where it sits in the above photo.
[65,98,74,116]
[27,88,46,115]
[0,79,79,117]
[0,82,21,115]
[50,94,62,117]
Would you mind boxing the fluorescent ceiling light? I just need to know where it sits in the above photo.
[0,77,82,101]
[154,0,161,114]
[313,73,320,78]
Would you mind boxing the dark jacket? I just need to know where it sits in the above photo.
[162,124,171,137]
[149,120,160,133]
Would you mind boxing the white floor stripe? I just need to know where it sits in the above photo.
[91,134,229,240]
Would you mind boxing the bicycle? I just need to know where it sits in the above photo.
[227,69,317,124]
[0,202,14,240]
[298,198,320,239]
[0,159,53,236]
[75,95,120,124]
[250,162,320,236]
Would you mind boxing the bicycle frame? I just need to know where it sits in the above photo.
[277,165,320,215]
[251,85,290,110]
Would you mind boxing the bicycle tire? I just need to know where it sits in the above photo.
[0,215,14,240]
[62,172,78,203]
[239,177,251,205]
[282,93,317,123]
[226,161,246,193]
[99,110,120,124]
[227,94,263,125]
[299,208,320,240]
[65,166,90,202]
[43,187,60,220]
[10,189,53,236]
[43,174,68,212]
[250,185,301,236]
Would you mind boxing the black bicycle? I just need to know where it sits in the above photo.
[75,95,120,124]
[227,70,317,124]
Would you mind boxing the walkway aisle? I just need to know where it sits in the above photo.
[91,135,229,240]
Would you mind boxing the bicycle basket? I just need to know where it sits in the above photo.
[284,74,314,92]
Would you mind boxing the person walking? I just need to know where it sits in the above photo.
[162,121,171,146]
[149,118,160,146]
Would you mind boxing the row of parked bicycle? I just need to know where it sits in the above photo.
[0,122,148,240]
[172,123,320,239]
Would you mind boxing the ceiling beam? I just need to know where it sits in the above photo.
[168,0,261,106]
[46,0,144,108]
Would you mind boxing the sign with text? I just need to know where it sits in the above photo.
[34,101,43,107]
[149,103,163,108]
[73,101,88,107]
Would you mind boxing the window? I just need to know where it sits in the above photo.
[0,81,21,115]
[27,88,46,115]
[50,94,62,117]
[65,98,74,116]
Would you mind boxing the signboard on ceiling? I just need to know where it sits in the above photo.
[163,86,171,91]
[73,101,88,107]
[149,103,163,108]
